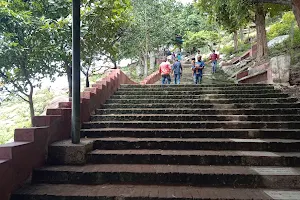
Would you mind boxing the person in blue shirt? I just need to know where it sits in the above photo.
[192,56,205,84]
[172,58,183,84]
[177,52,182,61]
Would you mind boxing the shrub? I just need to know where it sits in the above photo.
[269,27,300,62]
[268,12,296,40]
[220,45,234,56]
[293,28,300,47]
[268,23,291,39]
[238,43,251,53]
[282,11,295,24]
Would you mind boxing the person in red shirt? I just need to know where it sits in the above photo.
[159,58,172,84]
[210,50,219,74]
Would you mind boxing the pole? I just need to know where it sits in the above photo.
[72,0,81,144]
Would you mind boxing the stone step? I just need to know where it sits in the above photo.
[83,121,300,129]
[115,89,280,95]
[92,138,300,152]
[91,114,300,122]
[120,84,273,88]
[118,86,275,91]
[12,184,300,200]
[95,108,300,115]
[87,150,300,166]
[31,164,300,189]
[103,103,300,109]
[81,128,300,139]
[110,93,289,100]
[106,97,298,104]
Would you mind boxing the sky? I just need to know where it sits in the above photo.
[178,0,194,4]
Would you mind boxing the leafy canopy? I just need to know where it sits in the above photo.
[183,30,219,51]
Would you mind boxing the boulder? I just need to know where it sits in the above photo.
[267,35,289,48]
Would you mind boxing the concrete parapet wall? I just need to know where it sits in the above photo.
[237,63,273,84]
[237,71,249,80]
[221,44,257,68]
[0,69,139,200]
[140,71,161,85]
[237,54,291,85]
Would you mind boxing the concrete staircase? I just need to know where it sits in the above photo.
[11,75,300,199]
[174,63,233,85]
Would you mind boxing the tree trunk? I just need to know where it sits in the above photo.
[233,30,238,52]
[136,57,143,77]
[255,3,268,61]
[28,91,34,126]
[240,27,244,42]
[150,51,155,70]
[113,61,117,69]
[144,53,148,76]
[292,0,300,28]
[85,70,89,88]
[108,55,117,69]
[66,64,72,98]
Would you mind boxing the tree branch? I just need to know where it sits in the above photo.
[249,0,291,5]
[0,71,30,97]
[3,85,29,103]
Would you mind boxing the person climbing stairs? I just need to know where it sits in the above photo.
[11,71,300,199]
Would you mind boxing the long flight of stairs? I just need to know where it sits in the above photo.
[12,84,300,200]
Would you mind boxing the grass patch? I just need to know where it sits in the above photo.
[0,89,61,144]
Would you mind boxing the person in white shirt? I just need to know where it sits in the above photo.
[195,50,201,61]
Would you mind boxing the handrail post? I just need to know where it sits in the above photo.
[71,0,81,144]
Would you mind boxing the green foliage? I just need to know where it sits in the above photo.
[196,0,292,61]
[268,12,296,40]
[196,0,249,33]
[183,31,219,52]
[220,45,235,55]
[294,28,300,46]
[119,0,179,59]
[220,40,251,58]
[0,88,58,144]
[269,27,300,63]
[81,0,132,67]
[175,4,217,35]
[268,22,291,39]
[0,0,57,122]
[282,11,296,23]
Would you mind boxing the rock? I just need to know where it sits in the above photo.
[268,35,289,48]
[270,55,291,85]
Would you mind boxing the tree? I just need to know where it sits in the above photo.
[292,0,300,28]
[0,0,56,124]
[183,31,219,52]
[197,0,290,61]
[118,0,217,76]
[80,0,131,87]
[118,0,187,77]
[35,0,131,92]
[197,0,249,52]
[175,4,217,35]
[250,0,300,29]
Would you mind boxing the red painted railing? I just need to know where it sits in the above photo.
[0,69,147,200]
